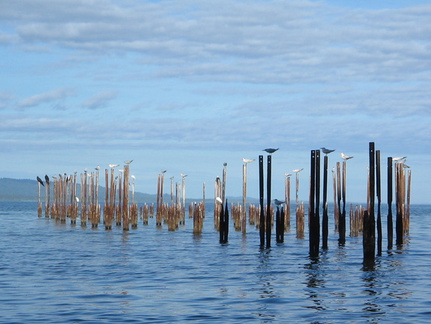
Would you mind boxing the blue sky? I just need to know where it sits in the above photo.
[1,0,430,204]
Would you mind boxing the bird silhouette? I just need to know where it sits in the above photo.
[341,153,353,160]
[45,175,50,185]
[242,158,255,163]
[263,148,279,154]
[36,176,44,186]
[321,147,335,155]
[274,199,285,206]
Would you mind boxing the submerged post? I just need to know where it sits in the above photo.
[322,154,329,249]
[376,150,382,256]
[309,150,319,257]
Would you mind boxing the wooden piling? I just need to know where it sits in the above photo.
[259,155,265,247]
[387,157,393,249]
[322,154,329,249]
[309,150,319,257]
[266,155,272,248]
[363,142,375,262]
[284,174,291,232]
[276,206,284,243]
[376,150,382,256]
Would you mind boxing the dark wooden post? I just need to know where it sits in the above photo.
[363,142,376,262]
[259,155,265,247]
[322,154,329,249]
[266,155,272,248]
[376,150,382,256]
[387,157,393,250]
[309,150,319,257]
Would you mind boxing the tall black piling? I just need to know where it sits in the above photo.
[309,150,320,257]
[266,155,272,248]
[363,142,376,262]
[376,150,382,256]
[322,154,329,249]
[259,155,265,247]
[387,157,393,250]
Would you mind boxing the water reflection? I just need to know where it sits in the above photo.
[304,253,328,311]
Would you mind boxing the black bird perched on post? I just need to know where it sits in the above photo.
[263,148,279,154]
[37,176,44,186]
[321,147,335,155]
[44,175,50,185]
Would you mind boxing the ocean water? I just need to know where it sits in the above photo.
[0,202,430,323]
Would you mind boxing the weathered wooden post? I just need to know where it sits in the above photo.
[122,164,130,231]
[284,173,291,232]
[276,206,285,243]
[259,155,265,247]
[376,150,382,256]
[363,142,376,263]
[322,154,329,249]
[309,150,320,257]
[266,155,272,248]
[387,157,393,249]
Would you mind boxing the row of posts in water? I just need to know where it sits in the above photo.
[36,142,411,260]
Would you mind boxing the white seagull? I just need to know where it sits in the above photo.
[181,173,187,178]
[242,158,255,163]
[393,156,407,162]
[341,153,353,160]
[124,160,133,164]
[109,164,119,168]
[215,197,223,204]
[95,165,100,170]
[321,147,335,155]
[284,173,291,177]
[292,168,304,173]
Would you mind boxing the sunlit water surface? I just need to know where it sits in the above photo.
[1,202,430,323]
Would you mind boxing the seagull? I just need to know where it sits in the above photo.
[274,199,285,206]
[215,197,223,204]
[242,158,255,163]
[124,160,133,164]
[341,153,353,160]
[402,164,410,168]
[75,196,80,203]
[284,173,291,177]
[263,148,279,154]
[37,176,44,186]
[292,168,304,173]
[321,147,335,155]
[44,175,50,185]
[95,165,100,170]
[109,164,119,168]
[181,173,187,178]
[161,170,167,174]
[393,156,407,162]
[131,175,136,179]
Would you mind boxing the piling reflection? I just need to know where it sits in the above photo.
[304,253,328,311]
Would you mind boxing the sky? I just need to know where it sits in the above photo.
[1,0,430,205]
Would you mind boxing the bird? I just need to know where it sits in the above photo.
[393,156,407,162]
[292,168,304,173]
[109,164,119,168]
[36,176,44,186]
[95,166,100,170]
[402,164,410,168]
[284,173,291,177]
[75,196,80,203]
[321,147,335,155]
[215,197,223,204]
[242,158,255,163]
[274,199,285,206]
[124,160,133,164]
[341,153,353,160]
[161,170,167,174]
[263,148,279,154]
[44,175,49,185]
[131,175,136,179]
[181,173,187,178]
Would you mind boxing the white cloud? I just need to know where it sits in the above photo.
[80,90,118,109]
[15,87,76,110]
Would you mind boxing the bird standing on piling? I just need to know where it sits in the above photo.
[109,164,119,168]
[393,156,407,162]
[263,148,279,154]
[242,158,255,163]
[37,176,44,186]
[274,199,285,206]
[321,147,335,155]
[292,168,304,173]
[341,153,353,160]
[124,160,133,164]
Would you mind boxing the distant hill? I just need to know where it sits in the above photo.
[0,178,254,204]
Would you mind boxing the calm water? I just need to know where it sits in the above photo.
[0,202,430,323]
